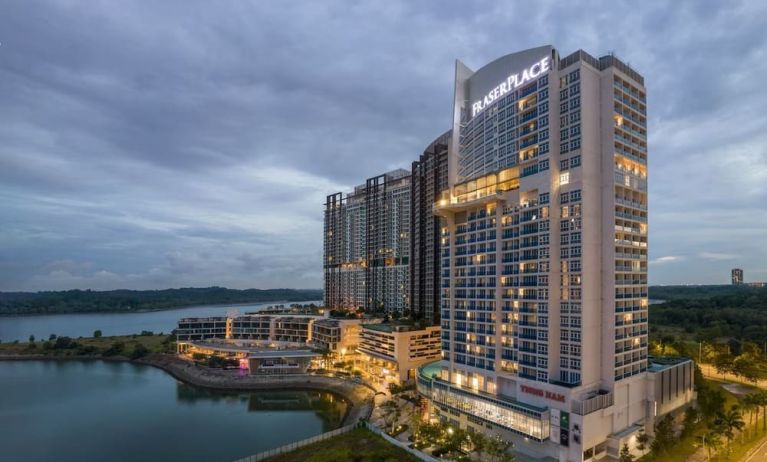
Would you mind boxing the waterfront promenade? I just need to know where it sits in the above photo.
[140,354,376,425]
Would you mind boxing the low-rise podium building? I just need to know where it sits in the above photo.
[358,323,441,384]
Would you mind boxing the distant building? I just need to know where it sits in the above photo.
[732,268,744,285]
[324,169,412,315]
[411,131,451,325]
[176,313,323,345]
[358,323,441,384]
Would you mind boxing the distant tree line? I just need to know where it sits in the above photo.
[648,285,767,342]
[0,287,323,315]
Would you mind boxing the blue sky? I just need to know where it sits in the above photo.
[1,0,766,291]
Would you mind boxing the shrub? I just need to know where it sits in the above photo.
[130,344,150,359]
[53,336,74,349]
[93,330,102,338]
[103,342,125,356]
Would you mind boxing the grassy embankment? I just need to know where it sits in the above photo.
[262,427,420,462]
[0,333,175,359]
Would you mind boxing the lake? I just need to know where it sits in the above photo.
[0,360,347,462]
[0,300,321,343]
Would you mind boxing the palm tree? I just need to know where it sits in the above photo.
[714,406,745,454]
[758,390,767,432]
[698,429,722,462]
[742,394,759,438]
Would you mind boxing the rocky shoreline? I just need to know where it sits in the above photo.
[0,353,375,426]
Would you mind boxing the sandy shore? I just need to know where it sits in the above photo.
[0,353,375,425]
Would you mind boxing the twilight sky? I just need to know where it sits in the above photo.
[1,0,766,291]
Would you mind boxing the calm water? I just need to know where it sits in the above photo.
[0,360,347,462]
[0,300,320,343]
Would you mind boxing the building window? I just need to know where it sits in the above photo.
[570,155,581,168]
[569,97,580,110]
[570,138,581,150]
[570,190,581,202]
[559,172,570,185]
[570,124,581,136]
[569,69,580,82]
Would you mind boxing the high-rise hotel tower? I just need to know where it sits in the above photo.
[417,46,693,461]
[324,169,411,314]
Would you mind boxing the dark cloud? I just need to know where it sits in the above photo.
[1,0,766,290]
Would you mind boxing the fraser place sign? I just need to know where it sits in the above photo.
[471,56,550,117]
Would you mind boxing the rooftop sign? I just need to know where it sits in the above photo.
[471,56,550,117]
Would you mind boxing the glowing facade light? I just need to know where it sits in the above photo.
[471,56,551,117]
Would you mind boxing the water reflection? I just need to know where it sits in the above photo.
[175,384,348,431]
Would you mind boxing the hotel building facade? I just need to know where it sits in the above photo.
[324,169,411,314]
[415,46,694,461]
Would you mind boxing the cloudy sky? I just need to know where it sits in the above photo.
[1,0,766,291]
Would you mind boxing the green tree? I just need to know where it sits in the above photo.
[714,406,745,454]
[484,436,514,462]
[733,353,761,383]
[103,341,125,356]
[698,429,722,462]
[49,334,57,341]
[757,390,767,432]
[28,335,35,343]
[130,343,149,359]
[651,414,675,454]
[742,393,759,437]
[713,352,735,377]
[93,330,102,338]
[682,406,699,437]
[53,336,73,349]
[619,443,634,462]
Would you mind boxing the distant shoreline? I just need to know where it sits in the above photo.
[0,299,323,317]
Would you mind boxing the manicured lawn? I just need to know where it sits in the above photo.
[262,428,421,462]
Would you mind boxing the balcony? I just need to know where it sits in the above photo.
[572,390,614,416]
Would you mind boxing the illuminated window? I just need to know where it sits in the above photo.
[560,172,570,185]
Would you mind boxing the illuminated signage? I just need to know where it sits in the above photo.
[520,384,566,403]
[471,56,550,117]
